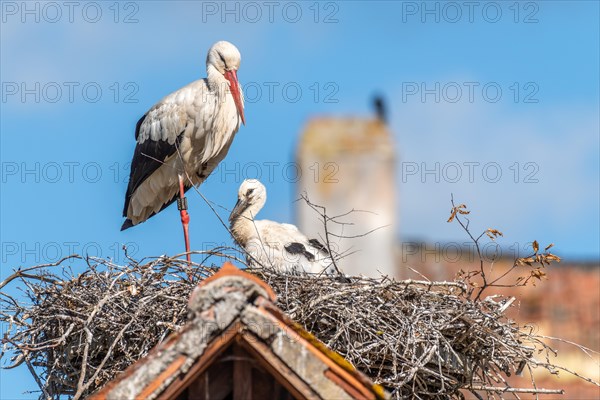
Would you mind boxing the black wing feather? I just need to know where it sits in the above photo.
[308,238,329,255]
[122,113,184,219]
[121,185,190,231]
[285,242,316,262]
[134,113,145,140]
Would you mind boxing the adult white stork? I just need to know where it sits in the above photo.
[229,179,338,275]
[122,41,245,262]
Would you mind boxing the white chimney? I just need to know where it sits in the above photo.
[296,116,397,278]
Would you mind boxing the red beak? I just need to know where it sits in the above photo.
[224,70,245,126]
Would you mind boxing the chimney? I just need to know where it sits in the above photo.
[296,100,397,278]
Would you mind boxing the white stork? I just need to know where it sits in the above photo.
[229,179,338,275]
[122,41,245,262]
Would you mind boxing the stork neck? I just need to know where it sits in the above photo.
[230,203,262,247]
[206,65,228,94]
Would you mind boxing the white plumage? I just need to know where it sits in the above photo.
[229,179,337,275]
[122,41,245,230]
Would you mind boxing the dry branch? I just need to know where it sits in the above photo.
[2,252,597,399]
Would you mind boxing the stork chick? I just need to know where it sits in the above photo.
[229,179,338,275]
[122,41,246,264]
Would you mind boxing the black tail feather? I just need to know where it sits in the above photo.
[121,219,134,231]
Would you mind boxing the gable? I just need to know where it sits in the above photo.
[91,263,387,400]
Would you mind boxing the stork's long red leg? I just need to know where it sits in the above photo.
[177,174,192,272]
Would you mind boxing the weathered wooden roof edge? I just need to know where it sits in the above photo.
[90,262,388,400]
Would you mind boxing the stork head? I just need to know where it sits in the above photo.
[207,41,245,125]
[229,179,267,223]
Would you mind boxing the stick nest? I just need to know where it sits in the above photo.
[0,253,586,399]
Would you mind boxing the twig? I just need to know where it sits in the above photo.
[467,386,564,394]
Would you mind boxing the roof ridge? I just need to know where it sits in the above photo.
[195,261,277,301]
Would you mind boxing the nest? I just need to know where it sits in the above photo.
[0,253,589,399]
[256,269,537,399]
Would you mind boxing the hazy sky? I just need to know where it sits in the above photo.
[1,1,599,397]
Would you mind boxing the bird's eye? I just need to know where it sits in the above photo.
[218,53,228,68]
[246,188,254,196]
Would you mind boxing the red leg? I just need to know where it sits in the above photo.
[177,175,192,276]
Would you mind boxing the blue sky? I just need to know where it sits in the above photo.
[1,1,599,397]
